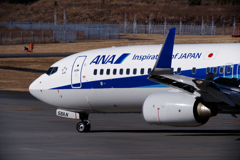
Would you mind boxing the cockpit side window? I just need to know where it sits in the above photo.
[46,67,58,76]
[46,67,53,75]
[51,67,58,75]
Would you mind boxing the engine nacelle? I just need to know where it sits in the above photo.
[142,92,213,127]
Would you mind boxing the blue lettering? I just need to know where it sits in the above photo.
[174,53,202,60]
[105,55,116,64]
[142,55,147,61]
[178,53,182,59]
[132,54,136,60]
[182,53,187,59]
[196,53,202,58]
[148,54,151,59]
[98,55,110,64]
[90,55,101,64]
[174,53,179,59]
[187,53,192,59]
[191,53,195,59]
[131,54,159,61]
[90,54,130,65]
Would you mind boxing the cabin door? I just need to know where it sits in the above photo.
[71,56,87,88]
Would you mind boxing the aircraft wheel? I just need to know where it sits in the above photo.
[85,122,91,132]
[76,121,91,132]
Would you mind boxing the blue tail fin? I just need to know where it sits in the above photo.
[151,28,175,75]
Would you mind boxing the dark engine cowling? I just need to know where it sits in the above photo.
[142,92,214,127]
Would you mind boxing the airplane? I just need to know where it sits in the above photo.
[29,28,240,132]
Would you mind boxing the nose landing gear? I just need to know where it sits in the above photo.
[76,121,91,132]
[76,113,91,132]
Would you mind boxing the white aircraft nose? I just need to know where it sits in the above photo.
[29,79,40,99]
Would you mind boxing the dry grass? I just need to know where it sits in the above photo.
[0,34,239,54]
[0,69,42,91]
[0,57,62,91]
[0,57,62,70]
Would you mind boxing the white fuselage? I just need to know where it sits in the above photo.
[29,43,240,113]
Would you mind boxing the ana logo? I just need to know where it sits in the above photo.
[90,53,130,65]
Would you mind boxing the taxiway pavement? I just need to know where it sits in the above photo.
[0,91,240,160]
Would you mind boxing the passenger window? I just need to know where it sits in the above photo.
[94,69,97,75]
[120,69,123,75]
[126,68,130,75]
[192,67,196,74]
[100,69,104,75]
[133,68,137,75]
[148,68,152,74]
[177,68,181,74]
[106,69,110,75]
[213,67,217,74]
[227,66,231,73]
[206,67,211,73]
[219,67,223,74]
[140,68,144,74]
[113,69,117,75]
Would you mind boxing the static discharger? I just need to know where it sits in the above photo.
[23,43,34,52]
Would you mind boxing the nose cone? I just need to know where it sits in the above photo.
[29,79,40,99]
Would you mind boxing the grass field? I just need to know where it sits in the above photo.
[0,34,239,91]
[0,57,61,91]
[0,34,239,54]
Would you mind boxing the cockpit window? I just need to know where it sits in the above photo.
[46,67,53,75]
[46,67,58,76]
[51,67,58,75]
